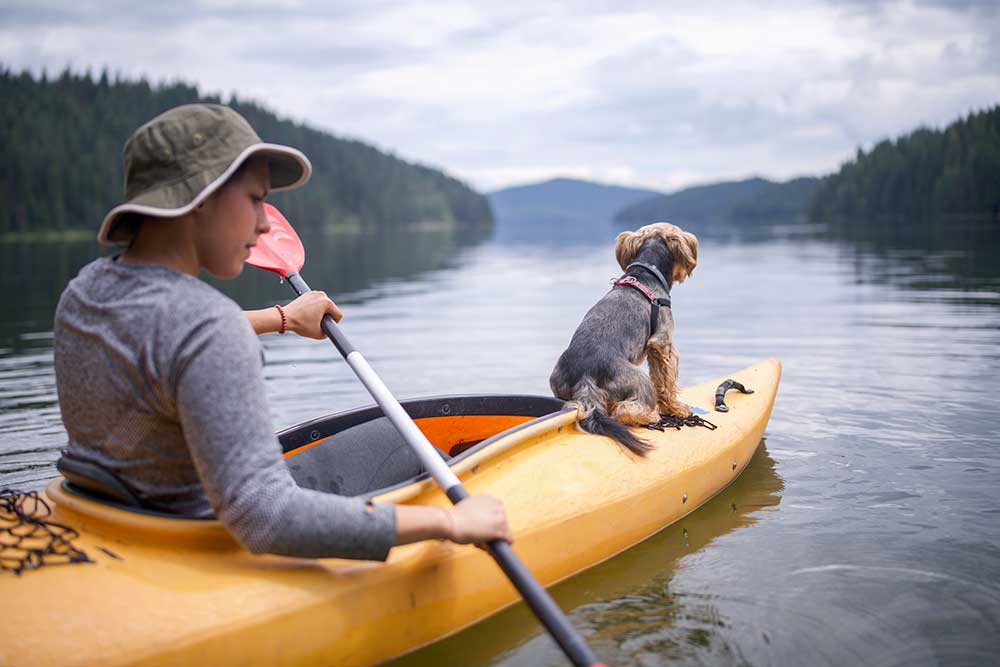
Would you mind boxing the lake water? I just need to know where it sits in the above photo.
[2,218,999,666]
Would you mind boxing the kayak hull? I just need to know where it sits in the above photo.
[3,359,780,667]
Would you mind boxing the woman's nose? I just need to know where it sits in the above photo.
[257,209,272,235]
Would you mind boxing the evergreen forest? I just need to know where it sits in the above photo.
[0,67,493,237]
[808,105,1000,223]
[614,105,999,227]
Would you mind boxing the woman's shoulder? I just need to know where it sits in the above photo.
[66,256,248,333]
[110,257,242,313]
[147,269,248,335]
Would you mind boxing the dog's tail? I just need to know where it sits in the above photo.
[569,378,653,456]
[581,410,653,456]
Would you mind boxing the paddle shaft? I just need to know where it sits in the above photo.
[283,272,604,667]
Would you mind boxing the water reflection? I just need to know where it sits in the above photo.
[0,240,104,349]
[671,215,1000,298]
[0,225,492,351]
[387,444,783,667]
[820,218,1000,296]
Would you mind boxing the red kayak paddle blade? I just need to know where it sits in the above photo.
[246,203,305,276]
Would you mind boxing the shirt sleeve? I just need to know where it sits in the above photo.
[172,306,396,560]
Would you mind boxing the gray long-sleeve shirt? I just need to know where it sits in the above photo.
[53,256,396,560]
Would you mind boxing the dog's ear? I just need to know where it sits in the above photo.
[666,228,698,283]
[615,230,642,270]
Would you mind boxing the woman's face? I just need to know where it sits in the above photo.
[195,157,272,278]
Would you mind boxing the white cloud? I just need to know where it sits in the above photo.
[1,0,997,192]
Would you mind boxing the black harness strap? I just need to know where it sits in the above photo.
[626,262,672,335]
[646,296,671,337]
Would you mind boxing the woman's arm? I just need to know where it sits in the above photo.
[182,301,512,560]
[246,290,343,338]
[244,306,283,335]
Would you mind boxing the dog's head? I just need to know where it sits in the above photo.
[615,222,698,284]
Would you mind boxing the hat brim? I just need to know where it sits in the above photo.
[98,143,312,246]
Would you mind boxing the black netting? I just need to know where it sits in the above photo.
[646,413,718,431]
[1,489,92,575]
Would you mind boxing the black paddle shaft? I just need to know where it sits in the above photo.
[446,485,604,667]
[282,271,605,667]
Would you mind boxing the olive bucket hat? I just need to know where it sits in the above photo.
[98,103,312,245]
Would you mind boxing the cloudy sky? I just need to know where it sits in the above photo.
[2,0,998,193]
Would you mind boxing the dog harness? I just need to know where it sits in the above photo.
[614,262,671,336]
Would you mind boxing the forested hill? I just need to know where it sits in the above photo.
[614,177,819,226]
[0,67,493,236]
[809,105,1000,223]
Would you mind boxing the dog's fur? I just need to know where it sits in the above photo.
[549,222,698,455]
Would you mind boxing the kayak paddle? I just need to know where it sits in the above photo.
[246,203,604,667]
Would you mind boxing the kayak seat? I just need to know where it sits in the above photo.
[286,416,449,497]
[56,453,143,508]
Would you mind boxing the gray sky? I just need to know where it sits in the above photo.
[2,0,997,192]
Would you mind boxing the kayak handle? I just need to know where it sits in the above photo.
[714,379,754,412]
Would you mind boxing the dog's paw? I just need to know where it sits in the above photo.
[659,402,692,418]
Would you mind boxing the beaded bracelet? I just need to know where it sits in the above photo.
[274,304,287,334]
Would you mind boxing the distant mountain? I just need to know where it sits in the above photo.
[488,178,662,241]
[732,177,821,221]
[614,177,821,227]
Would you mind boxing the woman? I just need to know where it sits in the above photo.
[53,103,511,560]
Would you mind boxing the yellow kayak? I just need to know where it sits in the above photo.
[2,358,780,667]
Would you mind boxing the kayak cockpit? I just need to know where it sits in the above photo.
[54,394,573,517]
[280,394,571,498]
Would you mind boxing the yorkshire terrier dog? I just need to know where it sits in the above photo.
[549,222,698,455]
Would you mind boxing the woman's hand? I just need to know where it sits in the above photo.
[283,290,342,339]
[244,292,341,337]
[392,494,512,547]
[446,495,512,545]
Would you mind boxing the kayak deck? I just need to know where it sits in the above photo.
[3,358,780,667]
